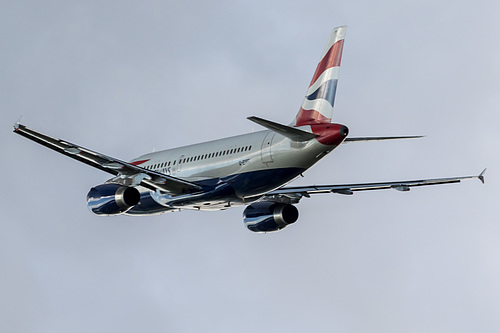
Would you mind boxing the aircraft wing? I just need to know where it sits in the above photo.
[264,170,486,202]
[13,122,203,194]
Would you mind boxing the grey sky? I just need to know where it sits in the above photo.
[1,0,499,332]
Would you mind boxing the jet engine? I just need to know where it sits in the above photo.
[87,184,140,216]
[243,201,299,233]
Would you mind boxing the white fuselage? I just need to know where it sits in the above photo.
[125,128,338,214]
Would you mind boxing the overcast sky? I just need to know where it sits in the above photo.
[1,0,499,332]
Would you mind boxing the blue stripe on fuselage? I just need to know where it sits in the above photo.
[126,167,305,215]
[219,167,305,197]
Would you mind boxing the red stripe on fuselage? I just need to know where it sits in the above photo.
[309,39,344,87]
[131,159,150,166]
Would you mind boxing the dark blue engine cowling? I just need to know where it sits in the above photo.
[243,202,299,233]
[87,184,140,216]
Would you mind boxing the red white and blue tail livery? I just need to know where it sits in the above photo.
[13,26,485,233]
[294,25,345,126]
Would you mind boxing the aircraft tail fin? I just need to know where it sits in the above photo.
[293,26,346,127]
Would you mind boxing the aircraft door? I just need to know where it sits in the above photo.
[261,132,275,164]
[176,155,185,173]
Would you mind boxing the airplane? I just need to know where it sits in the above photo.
[13,26,485,233]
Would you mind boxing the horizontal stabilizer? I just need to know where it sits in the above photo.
[344,135,424,143]
[248,116,318,142]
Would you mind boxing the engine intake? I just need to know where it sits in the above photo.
[87,184,140,216]
[243,202,299,233]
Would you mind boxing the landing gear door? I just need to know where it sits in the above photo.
[260,131,275,164]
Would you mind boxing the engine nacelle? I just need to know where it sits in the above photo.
[87,184,140,216]
[243,202,299,233]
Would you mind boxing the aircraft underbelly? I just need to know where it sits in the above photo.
[125,165,306,214]
[223,167,304,197]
